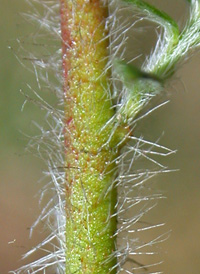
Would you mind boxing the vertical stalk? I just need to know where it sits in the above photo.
[60,0,125,273]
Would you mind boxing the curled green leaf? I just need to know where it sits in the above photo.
[115,59,163,85]
[122,0,179,41]
[115,59,163,121]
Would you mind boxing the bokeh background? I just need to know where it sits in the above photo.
[1,0,200,273]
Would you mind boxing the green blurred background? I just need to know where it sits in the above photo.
[1,0,200,273]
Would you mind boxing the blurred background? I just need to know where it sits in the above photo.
[1,0,200,273]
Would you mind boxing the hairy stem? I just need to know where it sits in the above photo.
[60,0,126,273]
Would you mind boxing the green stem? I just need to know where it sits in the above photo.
[60,0,127,273]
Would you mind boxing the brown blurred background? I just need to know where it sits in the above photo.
[0,0,200,273]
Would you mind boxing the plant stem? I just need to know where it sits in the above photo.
[60,0,126,273]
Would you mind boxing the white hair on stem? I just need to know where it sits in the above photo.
[11,0,200,273]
